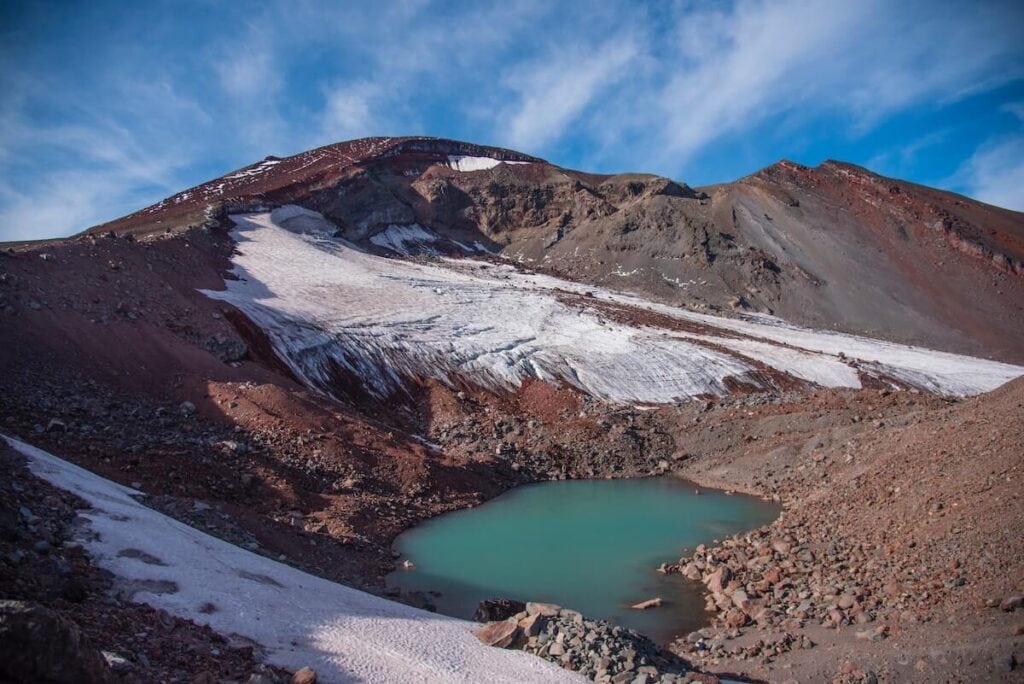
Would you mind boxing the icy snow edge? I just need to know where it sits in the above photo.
[3,435,580,683]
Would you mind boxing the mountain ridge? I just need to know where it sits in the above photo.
[5,135,1023,363]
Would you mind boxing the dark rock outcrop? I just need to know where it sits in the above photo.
[0,600,113,683]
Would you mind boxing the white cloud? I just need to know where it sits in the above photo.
[623,0,1024,167]
[956,136,1024,212]
[0,77,202,240]
[320,83,383,142]
[2,0,1023,241]
[499,38,639,151]
[1002,101,1024,122]
[215,37,280,99]
[0,169,163,241]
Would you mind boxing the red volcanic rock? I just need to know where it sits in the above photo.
[473,620,521,648]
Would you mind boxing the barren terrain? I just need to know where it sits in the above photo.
[2,137,1022,683]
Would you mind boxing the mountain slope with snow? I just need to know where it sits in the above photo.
[72,136,1024,365]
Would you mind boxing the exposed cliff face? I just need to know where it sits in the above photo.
[78,136,1024,363]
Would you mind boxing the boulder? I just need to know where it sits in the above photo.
[731,590,752,613]
[706,567,733,594]
[0,600,113,683]
[518,613,546,636]
[525,601,562,617]
[473,598,526,622]
[723,608,748,628]
[473,620,521,648]
[1000,596,1024,612]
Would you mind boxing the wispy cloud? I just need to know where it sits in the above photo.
[651,0,865,163]
[499,38,639,151]
[215,36,280,99]
[1002,101,1024,122]
[320,82,391,141]
[955,135,1024,211]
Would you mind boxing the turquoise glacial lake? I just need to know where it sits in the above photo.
[387,477,778,643]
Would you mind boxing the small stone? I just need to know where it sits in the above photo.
[519,613,546,637]
[104,652,133,672]
[631,598,663,610]
[290,666,317,684]
[474,598,526,622]
[0,601,112,682]
[1000,596,1024,612]
[247,675,278,684]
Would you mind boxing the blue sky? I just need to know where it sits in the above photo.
[1,0,1023,241]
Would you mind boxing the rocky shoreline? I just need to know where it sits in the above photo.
[472,600,704,684]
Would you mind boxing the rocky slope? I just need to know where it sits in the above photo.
[666,379,1024,682]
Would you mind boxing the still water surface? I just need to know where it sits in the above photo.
[387,477,778,643]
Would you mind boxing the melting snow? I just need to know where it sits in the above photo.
[204,207,1024,403]
[4,435,581,684]
[369,224,441,255]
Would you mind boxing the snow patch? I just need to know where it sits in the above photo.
[224,159,281,181]
[446,156,530,172]
[3,435,581,684]
[369,224,440,255]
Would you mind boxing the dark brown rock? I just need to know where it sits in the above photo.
[0,600,113,683]
[473,598,526,622]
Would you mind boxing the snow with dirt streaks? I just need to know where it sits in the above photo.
[4,435,581,684]
[205,208,755,402]
[484,266,1024,397]
[441,260,1024,397]
[205,207,1024,402]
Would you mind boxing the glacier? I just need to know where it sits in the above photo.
[202,207,1024,404]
